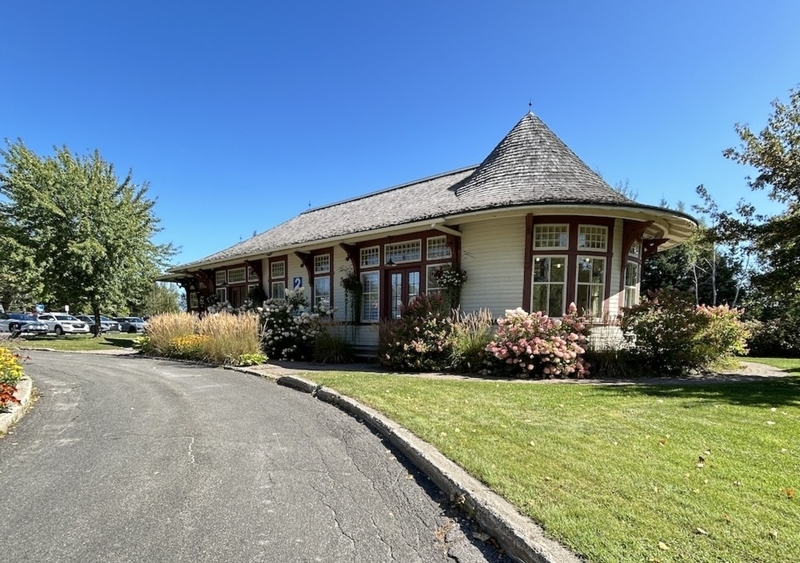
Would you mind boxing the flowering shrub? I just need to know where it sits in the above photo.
[484,304,591,378]
[0,347,24,412]
[432,265,468,310]
[0,382,20,412]
[433,265,468,288]
[622,289,749,373]
[379,293,454,371]
[259,288,329,360]
[0,347,24,386]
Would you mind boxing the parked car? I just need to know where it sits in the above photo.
[0,312,50,335]
[100,316,122,332]
[75,315,121,334]
[113,317,147,333]
[37,313,91,336]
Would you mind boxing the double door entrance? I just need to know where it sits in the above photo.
[385,267,420,319]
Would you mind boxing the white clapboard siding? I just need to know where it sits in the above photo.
[459,216,527,318]
[607,218,624,319]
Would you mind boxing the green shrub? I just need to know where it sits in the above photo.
[622,289,749,374]
[747,317,800,358]
[313,331,355,364]
[234,353,267,366]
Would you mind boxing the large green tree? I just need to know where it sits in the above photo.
[0,229,44,311]
[0,141,174,333]
[720,85,800,297]
[137,282,182,317]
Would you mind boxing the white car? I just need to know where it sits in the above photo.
[37,313,91,336]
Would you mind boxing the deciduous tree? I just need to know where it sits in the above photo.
[0,141,174,334]
[720,85,800,297]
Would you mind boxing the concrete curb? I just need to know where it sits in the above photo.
[236,367,583,563]
[0,376,34,436]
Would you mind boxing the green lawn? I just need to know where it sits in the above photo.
[308,370,800,563]
[8,333,138,352]
[745,357,800,372]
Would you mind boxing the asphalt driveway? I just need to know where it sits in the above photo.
[0,352,502,563]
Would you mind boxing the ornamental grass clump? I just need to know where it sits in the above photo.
[140,312,197,356]
[140,311,264,365]
[485,303,590,378]
[449,309,494,373]
[197,311,262,365]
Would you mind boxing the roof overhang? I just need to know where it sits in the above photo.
[160,202,697,277]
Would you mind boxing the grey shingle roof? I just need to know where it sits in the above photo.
[453,112,634,205]
[171,113,651,271]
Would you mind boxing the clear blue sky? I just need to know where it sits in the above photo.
[3,1,798,266]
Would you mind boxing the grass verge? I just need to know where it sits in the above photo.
[309,371,800,563]
[7,334,138,351]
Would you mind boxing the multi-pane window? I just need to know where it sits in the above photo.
[531,256,566,316]
[533,225,568,249]
[215,270,227,286]
[628,241,641,258]
[215,287,227,303]
[189,293,198,309]
[247,266,259,282]
[314,254,331,274]
[578,225,608,251]
[426,264,446,295]
[426,236,451,260]
[271,261,285,279]
[576,256,606,318]
[271,282,285,300]
[314,276,331,309]
[385,240,421,264]
[624,262,640,308]
[227,267,246,284]
[269,259,286,300]
[360,246,380,268]
[361,271,380,322]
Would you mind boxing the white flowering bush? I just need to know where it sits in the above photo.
[259,288,331,361]
[485,303,591,378]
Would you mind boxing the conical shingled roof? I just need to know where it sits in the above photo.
[165,112,695,273]
[453,112,634,206]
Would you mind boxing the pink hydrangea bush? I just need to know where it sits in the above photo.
[485,304,591,378]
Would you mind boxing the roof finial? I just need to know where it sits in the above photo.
[528,98,533,114]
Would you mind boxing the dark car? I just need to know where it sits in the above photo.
[0,312,50,335]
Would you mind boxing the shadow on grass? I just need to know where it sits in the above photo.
[101,335,138,348]
[594,377,800,408]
